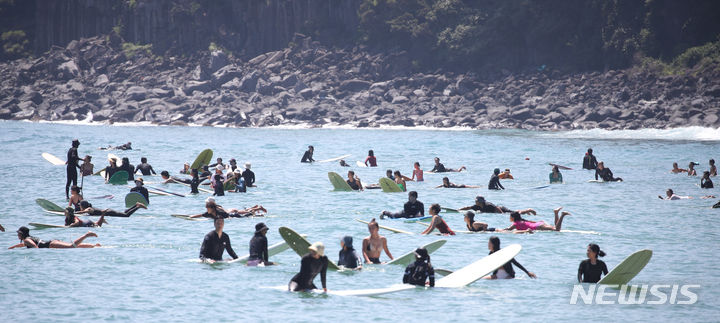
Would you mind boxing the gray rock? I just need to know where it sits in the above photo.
[125,86,148,101]
[340,79,371,92]
[239,72,260,92]
[209,51,228,74]
[58,60,79,79]
[212,65,243,86]
[183,81,211,95]
[299,88,314,99]
[391,95,409,104]
[94,74,109,87]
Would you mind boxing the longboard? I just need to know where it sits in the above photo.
[174,181,214,193]
[191,149,213,170]
[379,177,402,192]
[171,214,207,221]
[146,186,185,197]
[29,222,68,229]
[44,210,65,216]
[125,192,149,208]
[587,180,606,183]
[435,268,453,276]
[42,153,65,165]
[549,163,573,170]
[440,207,459,213]
[108,170,129,185]
[354,218,413,234]
[436,244,522,288]
[107,153,124,167]
[328,172,353,191]
[317,154,351,163]
[278,226,340,270]
[355,161,366,167]
[385,240,447,266]
[36,198,64,212]
[403,216,433,223]
[598,249,652,285]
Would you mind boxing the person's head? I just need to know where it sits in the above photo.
[597,161,605,169]
[214,217,224,231]
[203,165,209,171]
[308,145,314,152]
[666,188,674,197]
[126,142,132,146]
[16,226,30,240]
[414,247,430,263]
[368,150,374,157]
[414,162,420,168]
[109,158,117,166]
[245,162,251,170]
[394,170,401,178]
[348,170,355,179]
[191,168,198,177]
[308,241,324,258]
[386,169,393,177]
[141,157,147,163]
[134,178,144,187]
[229,159,236,165]
[216,158,223,164]
[703,171,711,179]
[205,199,217,213]
[464,211,475,224]
[84,155,92,162]
[233,168,242,176]
[64,207,76,226]
[587,243,606,259]
[442,177,450,186]
[339,159,347,166]
[79,200,91,210]
[673,162,679,168]
[71,186,80,195]
[587,148,593,154]
[215,165,223,173]
[255,222,269,236]
[429,203,441,215]
[341,236,353,250]
[122,157,130,165]
[509,211,523,223]
[434,157,440,164]
[688,162,697,169]
[72,139,80,147]
[160,170,170,179]
[711,159,716,166]
[488,236,501,252]
[504,168,511,173]
[367,218,379,234]
[494,168,500,175]
[552,165,559,173]
[183,163,190,170]
[408,191,418,202]
[475,195,486,205]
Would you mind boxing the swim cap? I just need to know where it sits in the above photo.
[414,247,429,260]
[255,222,269,233]
[494,168,500,174]
[342,236,353,248]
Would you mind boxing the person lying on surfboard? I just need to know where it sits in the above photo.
[188,198,266,219]
[595,162,623,182]
[549,165,563,184]
[486,236,536,279]
[658,188,692,200]
[64,207,106,227]
[403,247,434,287]
[68,186,83,211]
[428,157,465,173]
[364,150,377,167]
[436,177,480,189]
[381,191,424,219]
[289,241,327,292]
[670,162,688,174]
[300,145,315,163]
[9,226,100,249]
[421,204,455,236]
[464,211,498,232]
[504,207,571,232]
[338,159,351,167]
[337,236,361,270]
[411,162,424,182]
[199,217,238,264]
[346,170,363,191]
[458,196,534,214]
[99,142,132,150]
[362,219,393,264]
[76,200,147,217]
[160,171,192,185]
[578,243,608,283]
[364,170,395,190]
[247,223,275,267]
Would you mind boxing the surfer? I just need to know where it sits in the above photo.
[394,171,410,191]
[710,159,717,176]
[300,145,315,163]
[135,157,157,176]
[411,162,424,182]
[68,186,83,210]
[228,158,238,172]
[365,150,377,167]
[362,218,393,263]
[670,162,688,173]
[381,191,424,219]
[189,169,200,194]
[505,207,570,232]
[337,236,361,270]
[65,139,81,200]
[488,168,505,190]
[104,158,119,183]
[199,217,238,263]
[658,189,691,200]
[189,199,229,219]
[687,162,698,176]
[180,163,191,174]
[498,169,514,179]
[160,171,191,184]
[233,169,247,193]
[339,160,351,167]
[242,163,255,187]
[80,155,94,177]
[595,162,623,182]
[487,236,536,279]
[211,166,226,196]
[459,196,533,214]
[464,211,497,232]
[76,200,147,217]
[208,158,226,170]
[582,148,598,170]
[430,157,466,173]
[701,171,714,188]
[346,170,364,191]
[437,176,479,188]
[0,224,3,232]
[421,204,455,235]
[577,243,608,283]
[403,247,434,287]
[549,165,563,184]
[64,207,106,227]
[289,242,328,292]
[120,157,135,181]
[130,178,150,202]
[199,165,212,179]
[247,223,275,266]
[9,226,100,249]
[386,169,395,181]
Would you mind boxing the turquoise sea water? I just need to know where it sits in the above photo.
[0,121,719,322]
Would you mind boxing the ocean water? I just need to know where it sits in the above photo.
[0,120,718,322]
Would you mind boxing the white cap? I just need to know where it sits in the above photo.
[216,165,224,171]
[245,162,251,169]
[205,197,215,204]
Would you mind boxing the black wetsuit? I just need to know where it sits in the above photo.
[105,165,119,181]
[583,154,598,170]
[135,163,156,176]
[121,164,135,181]
[201,210,230,219]
[190,176,200,194]
[493,255,531,278]
[701,178,714,189]
[66,147,80,198]
[130,186,150,203]
[212,175,225,196]
[595,168,621,182]
[431,163,447,173]
[470,203,511,213]
[337,248,360,269]
[578,259,608,283]
[301,150,314,163]
[242,169,255,187]
[403,260,435,287]
[346,179,361,190]
[199,230,238,261]
[85,204,142,217]
[382,200,424,219]
[248,233,269,263]
[167,176,191,185]
[488,174,504,190]
[290,254,328,291]
[27,236,53,248]
[466,222,496,232]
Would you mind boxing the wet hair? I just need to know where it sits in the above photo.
[79,200,92,209]
[348,170,355,176]
[368,150,374,156]
[191,168,198,177]
[703,171,711,178]
[308,145,314,149]
[442,177,450,185]
[414,162,420,167]
[17,226,30,239]
[72,139,80,147]
[489,236,501,253]
[71,186,80,193]
[368,218,379,230]
[465,211,475,223]
[588,243,606,257]
[394,170,401,177]
[510,211,526,222]
[434,157,440,162]
[587,148,593,153]
[122,157,130,164]
[711,159,715,165]
[141,157,147,163]
[667,188,674,194]
[430,203,441,215]
[386,169,393,175]
[161,170,170,177]
[64,207,76,226]
[414,247,431,266]
[408,191,418,198]
[205,200,217,211]
[552,165,559,172]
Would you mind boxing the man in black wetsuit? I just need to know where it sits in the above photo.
[488,168,505,190]
[247,222,275,266]
[595,162,622,182]
[130,178,150,203]
[189,169,200,194]
[301,145,315,163]
[242,163,255,187]
[120,157,135,181]
[459,196,512,213]
[583,148,598,170]
[65,139,81,200]
[381,191,424,219]
[430,157,446,173]
[199,217,238,263]
[135,157,156,176]
[208,158,226,169]
[160,171,191,184]
[289,241,328,292]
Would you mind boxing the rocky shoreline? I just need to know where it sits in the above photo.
[1,34,719,130]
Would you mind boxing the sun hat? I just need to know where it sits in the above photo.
[308,241,325,257]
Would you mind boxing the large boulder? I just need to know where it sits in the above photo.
[340,79,371,92]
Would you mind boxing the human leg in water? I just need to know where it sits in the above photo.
[48,231,100,248]
[102,202,147,217]
[65,167,78,200]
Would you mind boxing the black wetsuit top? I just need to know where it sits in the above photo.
[595,168,617,181]
[201,210,230,219]
[583,154,598,170]
[470,202,511,213]
[248,233,268,263]
[135,163,156,176]
[431,163,447,173]
[199,230,238,261]
[578,259,608,283]
[67,147,80,170]
[130,186,149,203]
[27,236,52,248]
[242,169,255,186]
[105,165,119,180]
[493,256,530,278]
[347,179,361,190]
[403,260,435,287]
[190,176,200,194]
[121,164,135,181]
[466,222,496,232]
[290,254,328,290]
[488,175,504,190]
[338,248,360,269]
[301,150,314,163]
[701,178,714,189]
[404,200,425,218]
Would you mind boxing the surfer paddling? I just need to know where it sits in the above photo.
[429,157,465,173]
[458,196,536,215]
[76,200,147,217]
[578,243,608,283]
[160,171,192,185]
[362,219,394,264]
[199,217,238,263]
[658,189,691,200]
[288,242,328,292]
[403,247,434,287]
[504,207,570,232]
[9,226,100,249]
[487,236,536,279]
[65,139,81,200]
[421,204,455,235]
[380,191,424,219]
[300,145,315,163]
[65,207,106,227]
[436,176,480,189]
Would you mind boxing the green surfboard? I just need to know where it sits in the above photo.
[385,239,447,266]
[278,226,340,270]
[191,149,213,171]
[108,170,129,185]
[328,172,353,191]
[29,222,68,229]
[379,177,402,193]
[35,198,64,212]
[223,179,236,191]
[125,192,149,208]
[598,249,652,285]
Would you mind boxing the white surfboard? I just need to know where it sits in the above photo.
[436,244,522,288]
[328,284,418,296]
[108,153,124,167]
[355,161,367,167]
[41,153,65,166]
[171,214,207,221]
[227,241,293,264]
[587,180,606,183]
[317,154,352,163]
[355,218,413,234]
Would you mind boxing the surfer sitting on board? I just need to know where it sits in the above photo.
[436,176,480,189]
[381,191,424,219]
[403,247,434,287]
[701,171,714,188]
[488,168,505,190]
[595,162,623,182]
[487,236,536,279]
[421,204,455,236]
[498,168,514,179]
[364,170,395,189]
[199,217,238,263]
[464,211,497,232]
[337,236,361,270]
[80,155,94,177]
[578,243,608,283]
[120,157,135,181]
[429,157,466,173]
[65,139,81,200]
[505,207,570,232]
[130,178,150,203]
[411,162,424,182]
[65,207,106,227]
[362,219,394,264]
[300,145,315,163]
[104,158,119,183]
[76,200,147,217]
[582,148,598,170]
[346,171,364,191]
[247,223,275,266]
[289,242,328,292]
[365,150,377,167]
[670,162,688,173]
[9,226,100,249]
[160,171,191,184]
[135,157,157,176]
[189,169,200,194]
[549,165,563,184]
[688,162,699,176]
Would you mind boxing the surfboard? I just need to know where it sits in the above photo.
[227,240,294,264]
[107,153,123,167]
[173,181,214,193]
[146,186,185,197]
[598,249,653,285]
[29,222,68,229]
[171,214,207,221]
[435,244,522,288]
[435,268,453,276]
[108,170,129,185]
[93,167,106,176]
[587,180,606,183]
[191,149,213,170]
[403,216,433,223]
[125,192,149,208]
[278,226,340,270]
[379,177,402,193]
[328,172,353,191]
[385,240,447,266]
[317,154,351,163]
[87,194,114,199]
[440,207,459,213]
[532,185,551,189]
[43,210,65,216]
[35,198,64,212]
[327,284,419,296]
[355,161,367,167]
[41,153,65,165]
[223,180,236,191]
[354,218,413,234]
[549,163,573,170]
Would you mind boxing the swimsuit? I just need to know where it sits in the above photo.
[514,220,545,230]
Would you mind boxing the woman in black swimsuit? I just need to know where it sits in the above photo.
[76,200,146,217]
[464,211,496,232]
[9,226,100,249]
[64,207,106,227]
[436,177,479,188]
[577,243,609,283]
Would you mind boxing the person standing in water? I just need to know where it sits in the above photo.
[364,150,377,167]
[130,178,150,203]
[488,168,505,190]
[710,159,717,176]
[577,243,608,283]
[549,165,563,184]
[120,157,135,181]
[670,162,688,173]
[301,145,315,163]
[411,162,424,182]
[505,207,571,232]
[289,242,328,292]
[403,247,434,287]
[242,163,255,187]
[135,157,157,176]
[421,204,455,235]
[65,139,81,200]
[583,148,598,170]
[9,226,100,249]
[346,170,363,191]
[380,191,424,219]
[701,171,714,188]
[362,219,393,264]
[247,223,275,266]
[80,155,94,177]
[189,169,200,194]
[687,162,699,176]
[199,217,238,263]
[595,162,622,182]
[487,236,536,279]
[104,158,120,182]
[337,236,361,270]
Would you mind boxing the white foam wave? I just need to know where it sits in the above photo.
[542,126,720,141]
